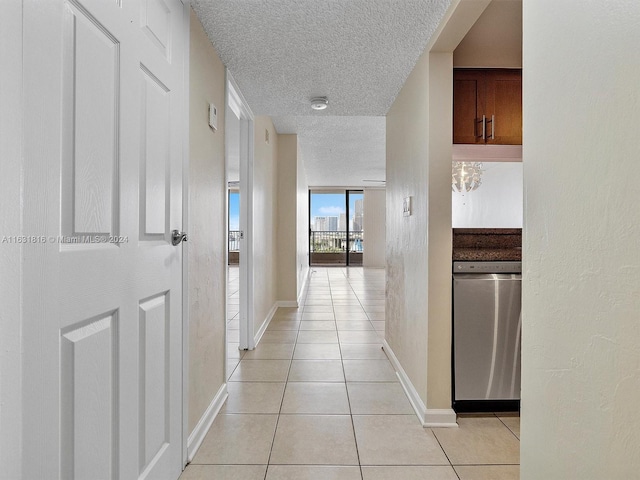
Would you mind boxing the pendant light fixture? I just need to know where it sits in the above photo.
[452,161,483,192]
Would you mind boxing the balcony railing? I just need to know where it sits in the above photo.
[230,230,364,255]
[229,230,241,252]
[310,230,364,253]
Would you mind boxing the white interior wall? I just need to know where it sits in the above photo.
[188,9,226,434]
[385,0,490,424]
[522,0,640,477]
[252,116,279,335]
[453,0,522,68]
[363,188,386,268]
[296,144,310,300]
[277,134,309,306]
[275,135,308,305]
[226,111,239,183]
[276,135,299,303]
[385,47,431,410]
[426,52,455,411]
[452,162,522,228]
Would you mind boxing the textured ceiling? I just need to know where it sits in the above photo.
[192,0,452,186]
[274,116,386,187]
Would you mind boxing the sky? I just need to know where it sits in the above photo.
[311,193,345,219]
[228,191,363,231]
[229,192,239,230]
[310,192,363,226]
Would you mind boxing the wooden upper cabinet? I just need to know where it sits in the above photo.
[453,74,481,144]
[453,69,522,145]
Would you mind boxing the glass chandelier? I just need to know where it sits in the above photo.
[452,161,483,192]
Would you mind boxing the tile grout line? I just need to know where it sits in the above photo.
[431,428,460,478]
[262,282,305,478]
[330,269,365,479]
[348,268,383,343]
[494,412,521,442]
[346,267,385,479]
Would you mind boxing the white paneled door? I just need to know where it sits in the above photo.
[21,0,187,479]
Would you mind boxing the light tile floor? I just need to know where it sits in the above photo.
[182,267,520,480]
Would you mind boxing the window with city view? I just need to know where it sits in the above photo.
[310,190,364,266]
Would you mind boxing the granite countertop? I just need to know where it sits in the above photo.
[453,247,522,261]
[452,228,522,261]
[453,228,522,235]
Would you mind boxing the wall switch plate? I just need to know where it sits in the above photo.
[403,196,412,217]
[209,103,217,131]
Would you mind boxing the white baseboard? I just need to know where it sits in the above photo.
[254,302,279,345]
[297,267,311,306]
[187,383,228,462]
[277,300,298,308]
[424,408,458,428]
[254,300,307,347]
[382,339,428,424]
[382,339,458,428]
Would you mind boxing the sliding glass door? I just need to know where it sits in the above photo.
[347,191,364,265]
[309,190,364,266]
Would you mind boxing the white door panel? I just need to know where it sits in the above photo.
[21,0,186,478]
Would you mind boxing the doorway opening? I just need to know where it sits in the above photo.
[309,189,364,266]
[228,189,240,266]
[225,70,255,380]
[226,187,242,378]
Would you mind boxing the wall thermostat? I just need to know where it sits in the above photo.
[209,103,217,131]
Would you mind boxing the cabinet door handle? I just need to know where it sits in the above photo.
[485,114,495,140]
[476,116,485,140]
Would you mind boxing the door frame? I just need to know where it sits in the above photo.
[225,70,255,351]
[346,190,364,266]
[180,0,191,468]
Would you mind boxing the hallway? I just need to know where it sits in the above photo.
[181,268,520,480]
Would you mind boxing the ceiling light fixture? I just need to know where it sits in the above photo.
[452,161,483,192]
[310,96,329,111]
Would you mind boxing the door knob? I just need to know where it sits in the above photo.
[171,230,188,246]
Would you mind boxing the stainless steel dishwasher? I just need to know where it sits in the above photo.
[452,261,521,413]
